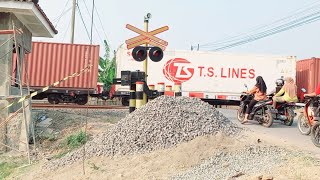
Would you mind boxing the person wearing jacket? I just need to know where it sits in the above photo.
[304,83,320,97]
[272,77,298,108]
[242,76,268,124]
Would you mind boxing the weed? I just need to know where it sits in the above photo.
[66,131,88,149]
[0,162,18,179]
[53,151,69,159]
[90,163,100,170]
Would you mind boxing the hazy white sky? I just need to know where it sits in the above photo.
[34,0,320,59]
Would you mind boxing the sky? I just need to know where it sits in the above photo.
[34,0,320,60]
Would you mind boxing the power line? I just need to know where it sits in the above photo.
[197,1,320,50]
[76,3,91,42]
[53,0,71,27]
[94,3,110,43]
[200,1,320,48]
[81,0,104,43]
[90,0,95,45]
[210,12,320,51]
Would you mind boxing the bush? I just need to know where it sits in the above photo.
[66,131,88,149]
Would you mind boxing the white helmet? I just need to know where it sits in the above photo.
[275,78,284,86]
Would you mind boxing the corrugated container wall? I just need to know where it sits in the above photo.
[13,42,100,90]
[296,58,320,98]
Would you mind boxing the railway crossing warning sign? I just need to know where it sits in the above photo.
[125,24,169,62]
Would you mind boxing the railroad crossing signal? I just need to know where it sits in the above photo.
[125,24,169,62]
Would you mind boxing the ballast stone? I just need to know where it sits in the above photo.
[45,96,242,169]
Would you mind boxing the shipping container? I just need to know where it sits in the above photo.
[296,58,320,100]
[12,41,101,104]
[114,44,297,105]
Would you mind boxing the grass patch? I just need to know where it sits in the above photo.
[50,131,89,159]
[0,162,18,179]
[66,131,88,149]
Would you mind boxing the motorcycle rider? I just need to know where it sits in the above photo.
[242,76,268,124]
[304,83,320,97]
[268,78,284,96]
[272,76,298,108]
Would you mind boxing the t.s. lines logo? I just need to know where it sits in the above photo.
[163,58,194,83]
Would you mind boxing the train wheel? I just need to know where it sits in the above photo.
[76,95,88,105]
[48,94,60,104]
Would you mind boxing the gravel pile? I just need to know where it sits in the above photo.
[172,145,290,180]
[45,96,241,169]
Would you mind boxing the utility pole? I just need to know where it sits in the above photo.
[143,13,151,104]
[70,0,76,44]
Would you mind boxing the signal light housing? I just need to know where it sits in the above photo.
[132,46,147,62]
[132,46,164,62]
[149,47,163,62]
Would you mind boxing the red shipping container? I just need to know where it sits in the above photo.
[296,57,320,100]
[12,41,100,91]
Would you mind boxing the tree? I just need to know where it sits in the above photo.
[98,40,116,92]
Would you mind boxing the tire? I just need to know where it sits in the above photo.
[48,94,60,104]
[121,97,129,106]
[284,108,294,126]
[262,108,273,128]
[237,108,245,122]
[76,95,88,105]
[297,114,311,135]
[311,122,320,148]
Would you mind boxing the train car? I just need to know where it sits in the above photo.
[113,44,297,106]
[12,41,101,105]
[296,57,320,101]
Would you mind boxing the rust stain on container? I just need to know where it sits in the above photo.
[12,41,100,90]
[296,57,320,99]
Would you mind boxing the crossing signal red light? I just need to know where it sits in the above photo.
[132,46,147,62]
[149,47,163,62]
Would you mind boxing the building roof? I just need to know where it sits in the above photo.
[0,0,58,37]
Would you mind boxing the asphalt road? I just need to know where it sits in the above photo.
[218,108,320,156]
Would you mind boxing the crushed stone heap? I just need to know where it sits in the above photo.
[46,96,242,169]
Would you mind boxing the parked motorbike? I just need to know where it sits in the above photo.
[237,92,274,127]
[297,88,320,135]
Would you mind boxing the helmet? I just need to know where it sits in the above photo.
[275,78,284,86]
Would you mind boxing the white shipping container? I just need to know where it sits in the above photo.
[115,45,296,102]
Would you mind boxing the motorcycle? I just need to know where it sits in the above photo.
[237,84,298,127]
[269,95,297,126]
[297,88,320,135]
[311,121,320,148]
[237,92,274,127]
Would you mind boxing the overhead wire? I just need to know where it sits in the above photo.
[200,0,320,48]
[81,0,104,43]
[210,11,320,51]
[53,0,71,27]
[197,1,320,51]
[94,3,110,43]
[76,3,91,42]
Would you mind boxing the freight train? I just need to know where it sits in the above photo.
[12,41,105,105]
[112,44,298,106]
[14,42,320,106]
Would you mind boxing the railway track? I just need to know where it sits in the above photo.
[32,103,128,110]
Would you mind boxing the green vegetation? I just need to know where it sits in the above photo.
[66,131,88,149]
[53,131,89,159]
[0,162,18,179]
[98,40,116,92]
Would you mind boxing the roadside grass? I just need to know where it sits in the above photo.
[52,131,88,159]
[0,162,18,179]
